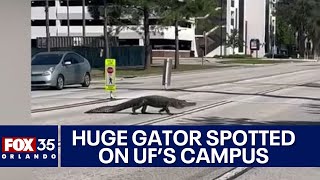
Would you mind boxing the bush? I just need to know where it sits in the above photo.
[264,53,289,59]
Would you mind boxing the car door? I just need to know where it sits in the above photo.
[61,53,76,85]
[70,53,84,84]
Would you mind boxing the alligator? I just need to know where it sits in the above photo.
[85,95,196,115]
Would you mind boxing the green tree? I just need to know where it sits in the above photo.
[225,29,243,55]
[276,16,295,46]
[276,0,320,58]
[125,0,160,69]
[88,0,127,59]
[306,1,320,58]
[157,0,218,68]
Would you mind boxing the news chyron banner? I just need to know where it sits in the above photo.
[60,125,320,167]
[0,126,58,167]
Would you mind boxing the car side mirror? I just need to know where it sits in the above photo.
[64,61,72,65]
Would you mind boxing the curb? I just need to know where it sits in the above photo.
[90,65,248,83]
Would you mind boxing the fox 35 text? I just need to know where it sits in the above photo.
[1,137,56,160]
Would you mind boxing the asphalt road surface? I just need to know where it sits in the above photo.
[32,62,320,180]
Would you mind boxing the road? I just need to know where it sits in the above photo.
[32,62,320,180]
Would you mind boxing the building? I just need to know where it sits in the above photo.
[196,0,277,58]
[31,0,197,58]
[31,0,277,59]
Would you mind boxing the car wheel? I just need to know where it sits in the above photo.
[56,75,64,90]
[82,73,90,87]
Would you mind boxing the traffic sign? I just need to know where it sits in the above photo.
[105,59,116,92]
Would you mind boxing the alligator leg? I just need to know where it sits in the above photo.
[141,105,148,114]
[159,107,165,114]
[132,105,142,115]
[164,107,174,115]
[159,107,173,115]
[132,100,145,115]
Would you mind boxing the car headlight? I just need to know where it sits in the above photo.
[42,67,55,76]
[48,67,55,72]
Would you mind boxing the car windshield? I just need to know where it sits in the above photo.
[32,54,63,65]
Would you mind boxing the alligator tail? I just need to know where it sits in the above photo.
[85,99,138,113]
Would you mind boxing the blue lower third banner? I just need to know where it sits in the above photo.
[61,125,320,167]
[0,125,58,167]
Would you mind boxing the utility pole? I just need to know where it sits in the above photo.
[174,19,179,69]
[45,0,50,52]
[204,31,207,57]
[245,21,248,55]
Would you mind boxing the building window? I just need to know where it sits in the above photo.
[231,0,235,7]
[231,11,234,26]
[31,1,55,7]
[151,39,191,50]
[118,39,139,46]
[31,20,56,26]
[231,18,234,26]
[60,0,105,6]
[60,19,138,26]
[60,0,83,6]
[178,21,192,28]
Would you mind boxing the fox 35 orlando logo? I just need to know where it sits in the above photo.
[1,137,56,160]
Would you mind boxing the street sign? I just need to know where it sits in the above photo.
[105,59,116,92]
[250,39,260,51]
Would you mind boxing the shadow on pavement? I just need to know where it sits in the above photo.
[104,87,320,102]
[166,89,320,102]
[302,103,320,115]
[177,116,320,125]
[31,86,88,91]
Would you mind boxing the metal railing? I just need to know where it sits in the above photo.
[36,36,119,48]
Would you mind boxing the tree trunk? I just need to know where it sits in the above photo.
[67,0,70,37]
[174,19,179,69]
[45,0,50,52]
[143,7,151,69]
[103,0,109,59]
[82,0,86,38]
[298,29,305,58]
[314,40,320,60]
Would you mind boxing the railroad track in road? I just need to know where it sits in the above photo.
[213,167,253,180]
[132,85,293,126]
[54,77,316,179]
[31,98,122,114]
[53,84,288,178]
[56,82,299,147]
[31,67,319,114]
